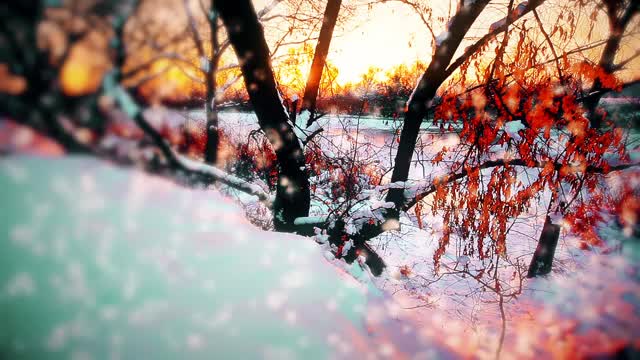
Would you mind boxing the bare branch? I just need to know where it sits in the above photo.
[533,8,564,83]
[443,0,547,80]
[403,158,640,211]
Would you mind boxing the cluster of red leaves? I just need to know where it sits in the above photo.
[103,114,230,161]
[305,141,385,260]
[428,61,628,270]
[305,142,383,204]
[0,120,65,156]
[564,192,608,249]
[232,137,279,190]
[573,62,623,92]
[615,188,640,237]
[431,164,526,268]
[565,180,640,249]
[103,114,281,188]
[414,201,424,229]
[106,118,144,140]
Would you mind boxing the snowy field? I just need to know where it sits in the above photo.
[1,119,639,358]
[0,155,456,359]
[183,110,640,356]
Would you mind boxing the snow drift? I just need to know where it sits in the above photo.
[0,156,450,359]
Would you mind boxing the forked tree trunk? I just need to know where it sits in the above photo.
[214,0,310,232]
[384,0,491,216]
[301,0,342,126]
[527,216,560,278]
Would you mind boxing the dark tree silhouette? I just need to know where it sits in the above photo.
[214,0,310,232]
[301,0,342,126]
[584,0,638,129]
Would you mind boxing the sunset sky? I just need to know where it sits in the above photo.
[323,3,433,83]
[56,0,639,100]
[258,0,453,84]
[256,0,638,85]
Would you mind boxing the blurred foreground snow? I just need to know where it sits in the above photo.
[1,153,638,359]
[0,156,451,359]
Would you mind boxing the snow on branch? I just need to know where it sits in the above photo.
[292,116,324,146]
[107,78,272,205]
[257,0,284,19]
[293,216,327,226]
[402,158,640,211]
[176,154,272,204]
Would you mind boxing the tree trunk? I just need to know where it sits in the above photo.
[214,0,310,232]
[301,0,342,126]
[204,99,219,164]
[384,0,490,215]
[384,104,430,217]
[584,29,623,129]
[204,69,219,164]
[290,97,298,125]
[527,216,560,278]
[585,1,638,129]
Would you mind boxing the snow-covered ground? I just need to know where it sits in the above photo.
[1,119,638,358]
[207,111,640,357]
[0,155,456,359]
[2,155,638,359]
